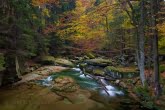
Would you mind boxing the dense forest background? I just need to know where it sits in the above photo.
[0,0,165,106]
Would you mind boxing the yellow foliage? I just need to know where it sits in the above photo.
[42,8,50,17]
[158,22,165,36]
[32,14,37,19]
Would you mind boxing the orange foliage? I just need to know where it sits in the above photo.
[32,0,59,6]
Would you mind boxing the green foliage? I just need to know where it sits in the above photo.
[0,53,5,71]
[134,85,151,100]
[159,64,165,73]
[163,86,165,95]
[159,37,165,55]
[133,86,158,110]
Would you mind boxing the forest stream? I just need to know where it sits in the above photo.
[0,66,152,110]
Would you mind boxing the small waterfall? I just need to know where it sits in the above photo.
[40,76,53,87]
[100,78,124,97]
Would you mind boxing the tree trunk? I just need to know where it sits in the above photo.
[138,0,146,86]
[151,0,161,96]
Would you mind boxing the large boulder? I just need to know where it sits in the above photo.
[85,58,113,67]
[52,76,79,92]
[84,65,94,73]
[92,68,105,76]
[54,58,74,67]
[105,66,139,79]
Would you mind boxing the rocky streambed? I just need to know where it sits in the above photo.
[0,57,155,110]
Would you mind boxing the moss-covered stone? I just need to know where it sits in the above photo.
[79,63,87,70]
[92,68,105,76]
[105,66,139,78]
[85,58,113,67]
[54,58,74,67]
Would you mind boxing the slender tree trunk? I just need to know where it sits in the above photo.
[138,0,146,86]
[151,0,161,96]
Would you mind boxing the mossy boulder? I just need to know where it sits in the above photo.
[40,56,55,65]
[105,66,139,79]
[85,58,113,67]
[52,76,79,92]
[79,63,87,70]
[54,58,74,67]
[92,68,105,76]
[84,65,94,73]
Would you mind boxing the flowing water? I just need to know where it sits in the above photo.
[36,68,150,110]
[0,67,152,110]
[36,68,124,97]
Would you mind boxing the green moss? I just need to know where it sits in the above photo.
[85,58,113,66]
[159,64,165,73]
[105,66,138,73]
[0,53,5,71]
[79,63,87,70]
[105,66,139,78]
[86,53,95,59]
[55,58,74,67]
[92,68,105,76]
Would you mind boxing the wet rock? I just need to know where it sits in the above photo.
[115,80,120,85]
[119,82,127,88]
[14,66,67,85]
[84,65,94,73]
[85,58,113,67]
[54,58,74,67]
[52,76,79,92]
[105,66,139,79]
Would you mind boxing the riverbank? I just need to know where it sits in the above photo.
[14,66,67,85]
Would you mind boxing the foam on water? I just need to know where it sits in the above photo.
[105,85,116,91]
[72,68,81,71]
[100,85,124,97]
[41,76,53,87]
[79,74,92,79]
